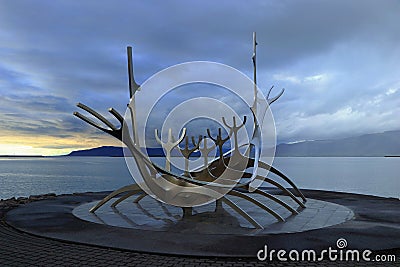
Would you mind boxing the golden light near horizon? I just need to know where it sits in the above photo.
[0,143,77,156]
[0,144,39,156]
[0,134,121,156]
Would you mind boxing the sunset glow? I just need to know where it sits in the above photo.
[0,135,121,156]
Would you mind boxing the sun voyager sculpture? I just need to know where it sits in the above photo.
[74,33,306,229]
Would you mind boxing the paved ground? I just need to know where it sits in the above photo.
[1,192,399,266]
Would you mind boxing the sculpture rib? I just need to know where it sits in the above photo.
[243,186,298,214]
[221,196,263,229]
[228,190,284,222]
[111,190,143,208]
[133,193,147,203]
[258,161,306,202]
[90,184,142,212]
[252,174,305,208]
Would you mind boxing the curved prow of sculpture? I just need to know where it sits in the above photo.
[74,103,124,141]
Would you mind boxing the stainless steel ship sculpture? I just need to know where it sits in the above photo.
[74,33,306,229]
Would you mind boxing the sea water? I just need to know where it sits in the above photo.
[0,156,398,199]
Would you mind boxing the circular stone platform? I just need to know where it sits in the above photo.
[5,190,400,257]
[73,195,353,235]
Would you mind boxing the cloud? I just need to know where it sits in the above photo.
[0,0,400,154]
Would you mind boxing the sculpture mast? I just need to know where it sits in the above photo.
[127,46,140,145]
[252,32,258,115]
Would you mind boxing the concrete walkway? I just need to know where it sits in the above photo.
[1,192,399,266]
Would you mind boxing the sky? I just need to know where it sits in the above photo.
[0,0,399,155]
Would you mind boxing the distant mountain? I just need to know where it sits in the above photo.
[66,146,166,157]
[67,146,124,157]
[66,130,400,157]
[276,130,400,157]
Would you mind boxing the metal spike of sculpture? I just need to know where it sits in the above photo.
[197,136,214,169]
[179,135,202,177]
[155,128,186,171]
[74,33,307,228]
